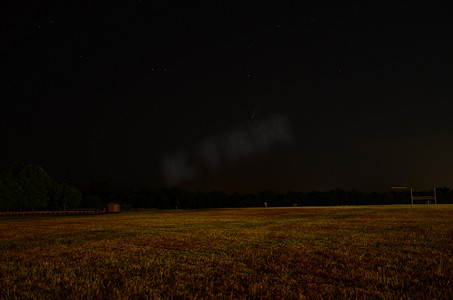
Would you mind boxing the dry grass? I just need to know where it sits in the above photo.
[1,205,453,299]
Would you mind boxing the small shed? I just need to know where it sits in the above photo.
[107,202,120,213]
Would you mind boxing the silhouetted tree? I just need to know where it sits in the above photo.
[10,162,52,210]
[331,188,346,206]
[436,187,450,204]
[286,190,300,206]
[275,193,286,206]
[230,192,242,207]
[81,194,103,209]
[0,170,23,210]
[242,194,258,207]
[58,183,82,209]
[206,190,230,208]
[0,162,83,211]
[0,176,9,211]
[258,190,276,207]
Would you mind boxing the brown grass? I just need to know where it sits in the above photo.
[1,205,453,299]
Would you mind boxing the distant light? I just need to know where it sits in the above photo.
[392,186,407,190]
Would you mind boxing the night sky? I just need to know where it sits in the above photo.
[2,2,453,193]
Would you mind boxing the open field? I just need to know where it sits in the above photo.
[1,205,453,299]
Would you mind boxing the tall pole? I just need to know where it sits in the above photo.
[411,187,413,205]
[434,187,437,204]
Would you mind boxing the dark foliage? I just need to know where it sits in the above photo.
[0,162,81,211]
[2,163,452,211]
[81,186,453,210]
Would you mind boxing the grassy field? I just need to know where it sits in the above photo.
[1,205,452,299]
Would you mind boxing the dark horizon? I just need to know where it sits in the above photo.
[3,2,453,194]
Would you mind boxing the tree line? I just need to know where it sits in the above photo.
[0,162,81,211]
[86,186,453,210]
[1,163,453,211]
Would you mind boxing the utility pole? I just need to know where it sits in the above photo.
[411,187,413,205]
